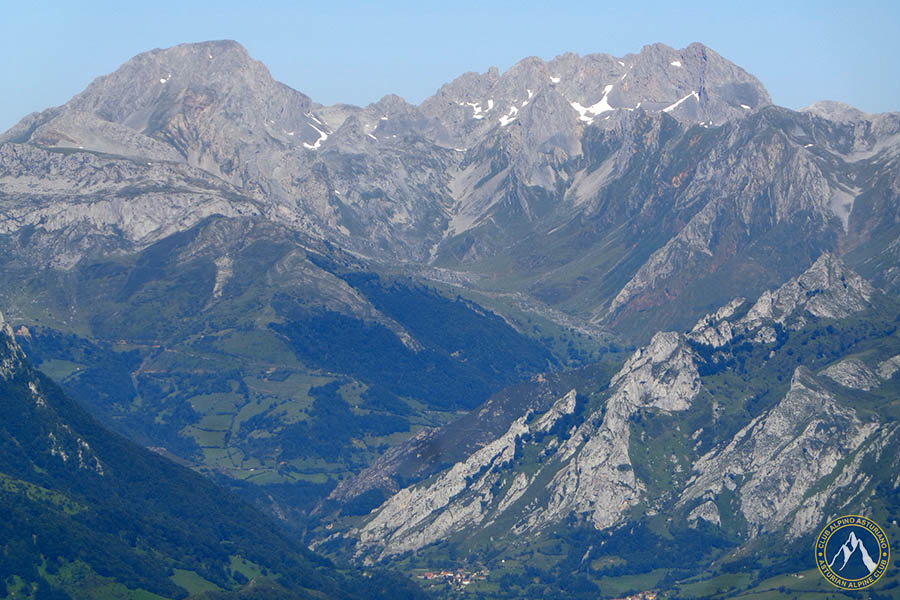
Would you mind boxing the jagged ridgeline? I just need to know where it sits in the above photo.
[320,256,900,598]
[0,314,426,599]
[2,40,899,343]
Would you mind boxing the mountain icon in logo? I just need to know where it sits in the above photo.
[828,530,878,575]
[816,515,890,590]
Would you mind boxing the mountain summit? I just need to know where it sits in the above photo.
[3,40,323,182]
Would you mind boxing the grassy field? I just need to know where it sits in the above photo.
[170,569,223,595]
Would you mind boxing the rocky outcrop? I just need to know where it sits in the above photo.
[787,422,900,540]
[687,500,721,527]
[686,255,875,350]
[680,368,877,538]
[821,358,881,390]
[878,355,900,381]
[355,390,577,559]
[0,312,105,475]
[0,311,26,380]
[353,326,704,559]
[820,353,900,391]
[520,332,700,533]
[742,253,875,324]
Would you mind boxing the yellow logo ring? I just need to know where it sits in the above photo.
[815,514,890,590]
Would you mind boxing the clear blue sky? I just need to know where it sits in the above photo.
[2,0,898,132]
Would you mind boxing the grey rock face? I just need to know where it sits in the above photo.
[355,390,577,559]
[341,256,897,561]
[0,143,261,268]
[352,327,703,558]
[687,500,721,527]
[418,43,772,251]
[680,368,876,538]
[878,355,900,380]
[602,112,861,323]
[687,254,875,350]
[821,359,880,390]
[422,42,770,149]
[0,318,105,474]
[524,332,700,531]
[0,311,26,380]
[744,253,875,323]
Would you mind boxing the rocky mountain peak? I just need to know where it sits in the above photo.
[372,93,414,113]
[2,39,318,163]
[801,100,870,123]
[65,39,277,120]
[745,253,875,325]
[420,42,771,150]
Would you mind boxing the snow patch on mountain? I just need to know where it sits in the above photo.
[303,123,329,149]
[663,91,699,113]
[570,84,615,124]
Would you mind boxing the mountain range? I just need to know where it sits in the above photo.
[329,255,900,555]
[2,39,899,598]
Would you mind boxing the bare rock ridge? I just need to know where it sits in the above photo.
[687,253,876,348]
[678,367,879,540]
[338,256,900,560]
[0,312,105,474]
[422,42,771,148]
